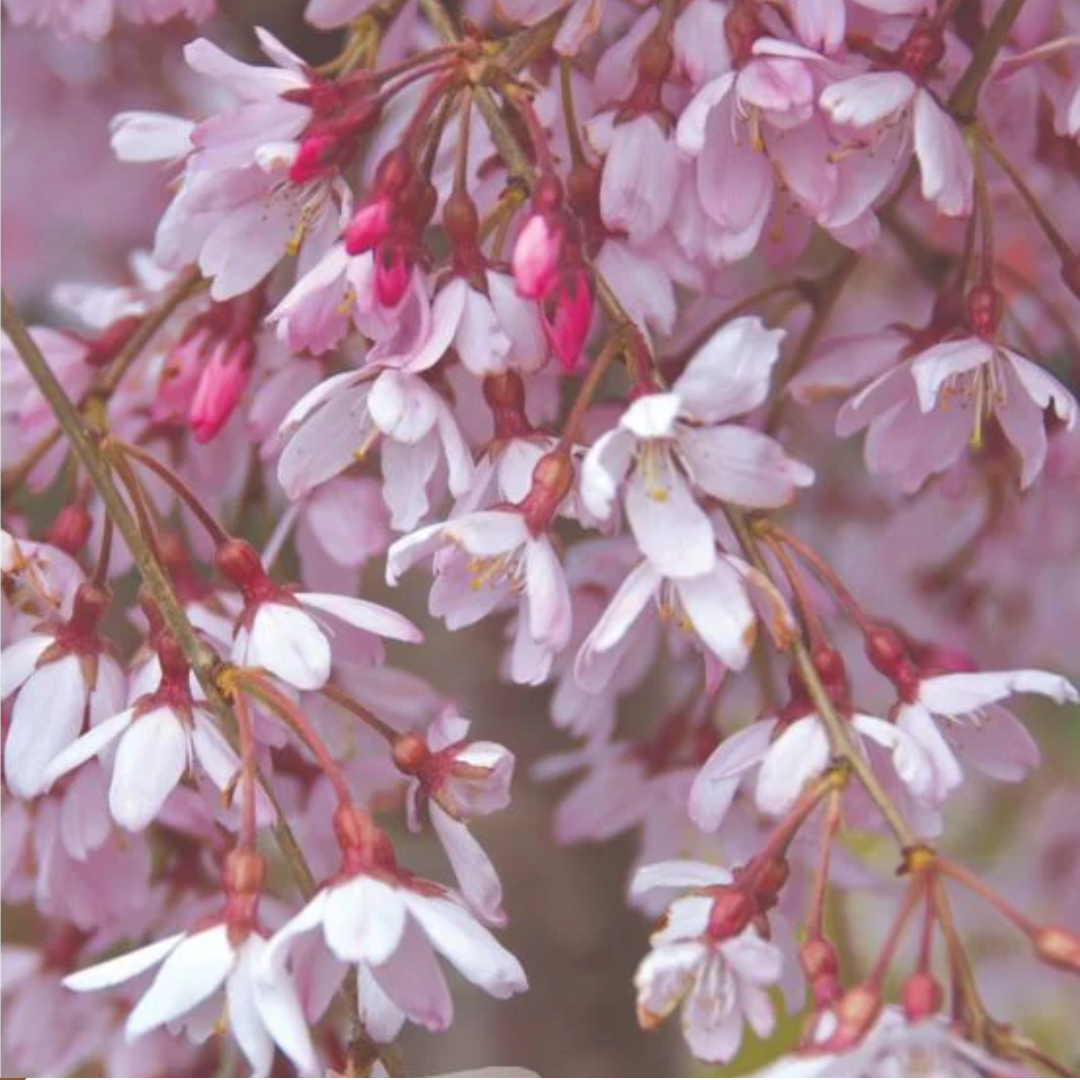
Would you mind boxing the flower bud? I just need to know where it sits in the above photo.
[1033,926,1080,974]
[344,196,394,255]
[542,267,593,371]
[375,241,411,307]
[519,450,575,534]
[513,214,563,299]
[289,132,342,184]
[189,339,253,444]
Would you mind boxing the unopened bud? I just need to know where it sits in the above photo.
[289,132,342,184]
[189,340,253,444]
[542,267,593,371]
[513,214,562,299]
[1033,926,1080,974]
[375,242,411,307]
[811,645,846,686]
[345,196,393,255]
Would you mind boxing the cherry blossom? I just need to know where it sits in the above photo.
[4,0,1080,1074]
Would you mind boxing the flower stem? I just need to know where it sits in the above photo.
[949,0,1029,120]
[234,670,354,806]
[107,439,230,547]
[726,508,922,851]
[320,683,400,744]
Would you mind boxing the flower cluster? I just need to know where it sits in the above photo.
[3,0,1080,1075]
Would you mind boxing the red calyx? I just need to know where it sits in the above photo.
[706,889,755,940]
[333,801,397,876]
[966,284,1002,339]
[54,581,111,655]
[214,538,276,603]
[898,21,945,80]
[725,0,764,66]
[483,372,533,441]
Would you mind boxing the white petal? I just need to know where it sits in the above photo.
[247,603,331,691]
[755,716,830,815]
[0,634,52,699]
[368,917,454,1033]
[400,893,527,998]
[63,933,186,992]
[676,562,757,670]
[109,707,189,832]
[919,670,1080,714]
[625,466,717,580]
[4,655,86,798]
[689,719,776,830]
[357,962,407,1043]
[431,805,505,925]
[324,876,408,966]
[297,592,422,644]
[630,860,732,897]
[580,427,635,521]
[42,707,133,787]
[621,393,682,439]
[227,943,275,1076]
[126,925,235,1039]
[249,933,320,1076]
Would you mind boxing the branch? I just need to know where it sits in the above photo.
[949,0,1028,120]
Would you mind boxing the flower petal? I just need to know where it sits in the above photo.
[109,707,189,831]
[126,925,235,1039]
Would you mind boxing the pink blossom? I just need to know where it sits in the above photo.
[1,587,126,799]
[575,550,795,684]
[264,834,527,1039]
[889,668,1079,807]
[398,711,515,925]
[632,861,784,1063]
[838,334,1077,490]
[65,923,318,1076]
[756,1007,1020,1076]
[216,538,422,691]
[387,509,572,686]
[582,317,813,579]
